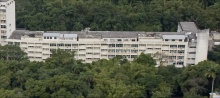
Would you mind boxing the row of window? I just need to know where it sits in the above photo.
[165,39,183,42]
[169,56,184,59]
[28,51,42,54]
[44,37,57,39]
[28,56,42,59]
[104,39,136,42]
[22,42,186,48]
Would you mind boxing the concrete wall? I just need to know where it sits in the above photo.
[195,29,209,64]
[6,0,15,38]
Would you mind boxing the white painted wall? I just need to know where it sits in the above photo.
[195,29,209,64]
[6,0,15,38]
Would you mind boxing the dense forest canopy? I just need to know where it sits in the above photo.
[0,45,219,98]
[16,0,220,31]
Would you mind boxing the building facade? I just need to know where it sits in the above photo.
[7,22,209,67]
[0,0,15,45]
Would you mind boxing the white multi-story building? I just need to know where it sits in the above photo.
[2,0,211,67]
[7,22,209,67]
[0,0,15,45]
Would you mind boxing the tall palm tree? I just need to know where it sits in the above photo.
[205,63,219,98]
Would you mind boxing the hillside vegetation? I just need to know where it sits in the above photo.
[16,0,220,31]
[0,45,219,97]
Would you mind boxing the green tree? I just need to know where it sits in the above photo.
[204,62,219,98]
[134,52,156,66]
[0,45,27,61]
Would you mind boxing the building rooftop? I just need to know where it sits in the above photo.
[0,0,8,2]
[179,22,199,33]
[9,30,185,39]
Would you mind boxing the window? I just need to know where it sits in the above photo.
[28,46,34,48]
[72,44,78,46]
[124,44,130,47]
[94,47,100,49]
[147,48,153,50]
[21,42,27,44]
[0,9,6,12]
[86,53,92,54]
[94,53,100,55]
[43,48,49,50]
[108,49,115,52]
[109,44,115,47]
[87,47,93,49]
[28,51,34,53]
[189,52,196,54]
[170,45,177,48]
[179,39,182,41]
[35,52,42,54]
[79,54,85,56]
[117,39,122,41]
[169,56,176,59]
[116,49,121,53]
[172,39,175,41]
[1,30,6,33]
[50,44,56,46]
[123,39,128,41]
[1,25,6,28]
[35,46,42,48]
[139,44,146,46]
[177,62,184,65]
[165,39,169,41]
[178,56,184,59]
[72,49,77,51]
[131,39,136,41]
[178,45,185,48]
[147,44,154,46]
[170,50,177,53]
[65,49,71,51]
[101,44,108,46]
[131,55,137,58]
[1,20,6,23]
[110,39,115,41]
[131,50,138,53]
[116,44,123,47]
[57,44,64,46]
[178,50,184,53]
[101,49,107,51]
[43,43,49,45]
[108,55,115,58]
[54,37,57,39]
[79,44,85,46]
[79,49,85,51]
[65,44,71,46]
[131,44,138,47]
[162,45,169,47]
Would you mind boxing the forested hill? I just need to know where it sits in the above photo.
[16,0,220,31]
